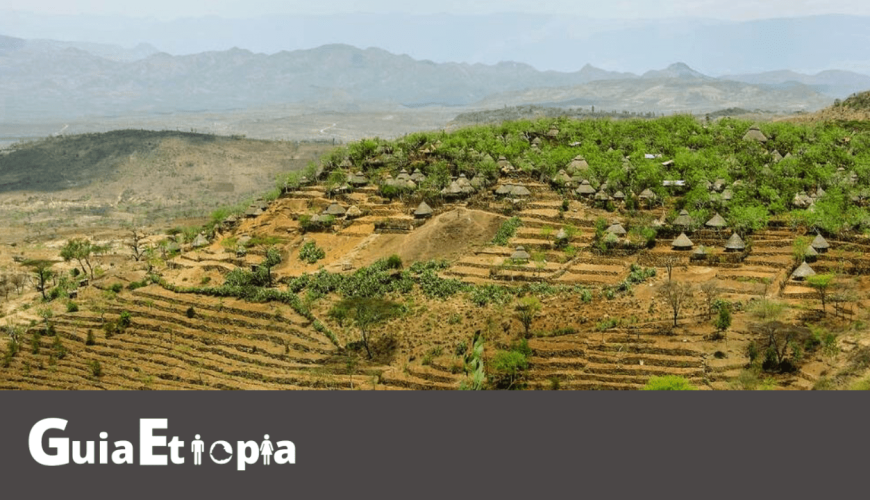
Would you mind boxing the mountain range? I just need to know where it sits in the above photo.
[0,33,863,123]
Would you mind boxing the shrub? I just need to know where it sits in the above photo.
[492,217,523,246]
[118,311,132,329]
[642,375,697,391]
[186,307,196,319]
[85,330,96,346]
[66,301,79,313]
[386,254,403,270]
[109,283,123,293]
[299,241,326,264]
[127,280,148,291]
[89,360,103,377]
[31,331,41,354]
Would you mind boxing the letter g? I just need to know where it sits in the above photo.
[29,418,69,466]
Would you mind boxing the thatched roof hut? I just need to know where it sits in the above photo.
[612,191,626,201]
[346,206,362,219]
[672,232,694,250]
[339,158,353,169]
[811,234,830,252]
[606,222,627,236]
[552,169,573,184]
[349,171,369,186]
[192,234,209,248]
[547,126,559,138]
[495,184,513,196]
[323,203,347,217]
[470,176,487,189]
[567,155,590,174]
[441,181,464,197]
[511,246,531,261]
[673,210,694,228]
[724,233,745,252]
[555,228,568,241]
[411,169,427,183]
[712,178,727,192]
[791,262,816,281]
[743,125,768,142]
[804,245,819,260]
[414,201,434,218]
[638,188,656,200]
[510,185,532,197]
[396,169,411,182]
[705,213,728,228]
[772,150,783,163]
[721,189,733,202]
[594,190,611,202]
[693,245,708,257]
[576,180,596,196]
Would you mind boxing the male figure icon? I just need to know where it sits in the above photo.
[192,435,205,465]
[260,435,274,465]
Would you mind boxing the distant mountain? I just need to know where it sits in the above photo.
[0,38,835,122]
[721,70,870,98]
[642,63,712,81]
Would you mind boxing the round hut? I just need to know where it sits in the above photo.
[811,234,830,253]
[743,125,769,143]
[724,233,745,252]
[575,180,596,197]
[411,168,427,183]
[791,261,816,281]
[606,221,627,236]
[414,201,434,219]
[345,206,362,219]
[323,203,347,217]
[511,246,531,263]
[672,210,694,229]
[510,185,532,198]
[672,233,694,251]
[705,213,728,229]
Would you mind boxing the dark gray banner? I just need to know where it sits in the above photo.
[0,392,866,499]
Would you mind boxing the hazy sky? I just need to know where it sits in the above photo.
[1,0,868,21]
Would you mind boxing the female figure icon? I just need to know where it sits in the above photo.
[260,435,275,465]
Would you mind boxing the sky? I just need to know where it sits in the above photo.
[1,0,868,21]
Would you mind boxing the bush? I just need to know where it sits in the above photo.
[89,360,103,377]
[299,241,326,264]
[386,254,403,270]
[66,301,79,313]
[109,283,123,293]
[127,280,148,291]
[85,330,96,346]
[492,217,523,246]
[186,307,196,319]
[642,375,697,391]
[118,311,132,329]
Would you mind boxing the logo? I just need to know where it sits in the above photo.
[29,418,295,471]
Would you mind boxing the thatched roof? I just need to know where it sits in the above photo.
[721,189,733,201]
[323,203,346,216]
[531,137,542,146]
[223,215,238,225]
[672,232,694,249]
[510,185,532,197]
[511,246,531,261]
[576,180,596,196]
[724,233,745,251]
[547,126,559,138]
[811,234,830,250]
[606,222,627,236]
[612,191,626,200]
[555,228,568,240]
[673,210,694,227]
[712,178,726,192]
[693,245,708,256]
[346,206,362,218]
[791,261,816,280]
[638,188,656,200]
[552,169,573,184]
[411,169,427,183]
[804,245,819,258]
[349,172,369,185]
[192,234,209,248]
[414,201,434,217]
[339,158,353,168]
[772,150,783,163]
[442,181,464,197]
[470,176,487,189]
[743,126,768,142]
[495,184,513,196]
[705,213,728,228]
[567,155,590,173]
[396,169,411,182]
[594,190,611,201]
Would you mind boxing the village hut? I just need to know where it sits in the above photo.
[510,185,532,197]
[705,213,728,229]
[612,191,626,201]
[721,189,733,202]
[396,169,412,182]
[441,181,464,198]
[575,180,596,196]
[345,206,362,219]
[811,234,830,253]
[743,125,768,142]
[457,174,475,192]
[244,206,263,218]
[552,169,573,185]
[532,137,542,147]
[339,158,353,169]
[547,126,559,138]
[567,155,590,174]
[414,202,434,219]
[222,214,239,227]
[411,168,427,183]
[693,245,708,258]
[511,246,531,262]
[724,233,746,252]
[672,233,694,251]
[638,188,657,201]
[791,261,816,281]
[804,245,819,262]
[495,184,513,196]
[772,150,783,163]
[555,228,568,242]
[323,203,347,217]
[673,210,695,229]
[349,171,369,186]
[606,221,627,236]
[470,175,487,190]
[594,190,611,202]
[712,178,727,192]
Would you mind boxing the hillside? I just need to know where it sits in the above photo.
[3,116,870,391]
[784,90,870,124]
[0,130,332,242]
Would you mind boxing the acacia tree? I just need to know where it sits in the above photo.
[806,274,835,314]
[128,229,146,262]
[515,296,542,337]
[659,281,692,327]
[60,238,105,280]
[334,297,402,359]
[700,280,720,320]
[23,260,54,301]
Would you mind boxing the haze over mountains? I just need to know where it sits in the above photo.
[0,32,860,124]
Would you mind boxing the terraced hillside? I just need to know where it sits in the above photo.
[4,115,870,390]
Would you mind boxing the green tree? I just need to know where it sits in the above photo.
[514,296,542,337]
[335,297,402,359]
[806,274,835,313]
[23,260,55,301]
[60,238,105,280]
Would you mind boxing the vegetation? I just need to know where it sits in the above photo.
[489,339,532,390]
[492,217,523,246]
[642,376,697,391]
[299,241,326,264]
